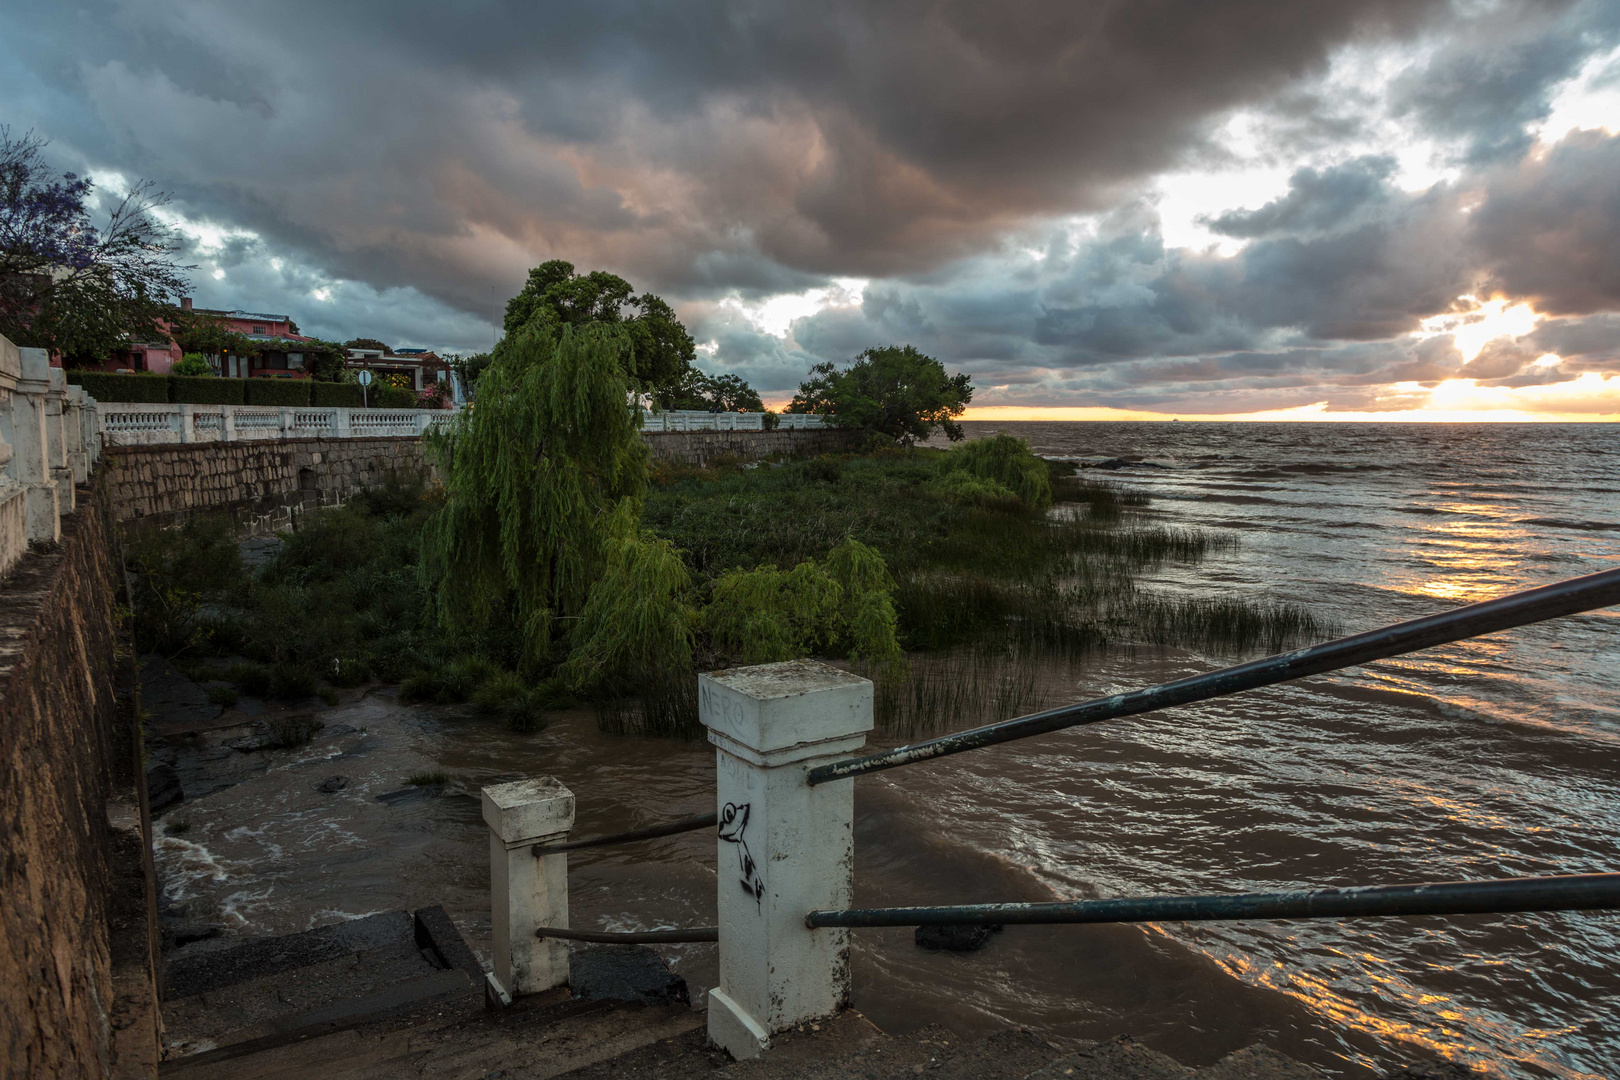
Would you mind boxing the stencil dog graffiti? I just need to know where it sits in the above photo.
[718,802,764,910]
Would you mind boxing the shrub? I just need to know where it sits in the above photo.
[244,378,312,407]
[312,382,364,408]
[72,371,169,403]
[268,664,319,700]
[173,354,214,377]
[206,684,239,708]
[703,560,842,665]
[169,375,245,405]
[941,434,1052,510]
[472,670,554,732]
[263,716,323,749]
[407,769,449,786]
[417,381,452,409]
[373,383,416,409]
[400,655,498,705]
[124,514,247,655]
[559,526,696,693]
[328,657,370,687]
[225,661,272,698]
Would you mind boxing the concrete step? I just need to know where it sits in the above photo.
[160,907,484,1064]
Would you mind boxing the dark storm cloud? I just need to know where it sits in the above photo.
[1389,0,1614,163]
[0,0,1615,406]
[781,127,1620,410]
[1473,130,1620,314]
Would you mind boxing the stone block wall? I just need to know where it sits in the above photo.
[102,437,432,535]
[641,428,861,466]
[0,483,159,1077]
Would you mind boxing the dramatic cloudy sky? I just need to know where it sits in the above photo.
[4,0,1619,417]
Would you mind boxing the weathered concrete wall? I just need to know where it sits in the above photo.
[641,428,860,466]
[0,482,160,1077]
[101,437,431,533]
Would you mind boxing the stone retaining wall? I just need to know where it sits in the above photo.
[0,482,160,1077]
[641,428,860,466]
[102,437,432,534]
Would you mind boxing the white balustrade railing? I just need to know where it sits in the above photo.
[94,402,451,446]
[640,409,824,433]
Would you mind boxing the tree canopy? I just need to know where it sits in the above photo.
[502,260,694,397]
[662,369,765,412]
[0,128,190,359]
[344,337,390,354]
[787,345,973,443]
[420,322,652,672]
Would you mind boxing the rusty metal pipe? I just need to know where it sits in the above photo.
[806,872,1620,928]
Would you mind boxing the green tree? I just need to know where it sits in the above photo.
[344,337,390,354]
[662,369,765,412]
[502,260,694,397]
[419,323,650,671]
[787,345,973,444]
[0,129,191,360]
[447,352,493,391]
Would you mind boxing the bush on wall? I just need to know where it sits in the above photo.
[68,371,169,403]
[244,378,313,407]
[169,376,245,405]
[312,382,365,408]
[373,383,417,409]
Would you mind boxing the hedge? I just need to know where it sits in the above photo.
[373,383,418,409]
[169,375,245,405]
[70,371,170,403]
[244,378,313,407]
[312,382,365,408]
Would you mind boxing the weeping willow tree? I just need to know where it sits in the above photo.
[420,323,649,670]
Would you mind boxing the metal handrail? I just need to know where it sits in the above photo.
[534,925,719,943]
[532,812,717,856]
[805,872,1620,929]
[807,566,1620,785]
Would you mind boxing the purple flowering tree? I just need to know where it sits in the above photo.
[0,128,191,361]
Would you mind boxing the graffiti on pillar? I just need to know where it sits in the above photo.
[718,802,764,911]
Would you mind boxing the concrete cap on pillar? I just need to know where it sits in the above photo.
[18,347,50,383]
[700,659,872,755]
[481,777,575,843]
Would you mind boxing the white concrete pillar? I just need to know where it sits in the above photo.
[222,407,237,442]
[178,403,197,445]
[482,777,575,1001]
[334,407,351,438]
[45,366,73,511]
[700,660,873,1060]
[63,386,88,483]
[279,406,292,437]
[15,349,59,542]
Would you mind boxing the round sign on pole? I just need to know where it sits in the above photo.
[357,369,373,386]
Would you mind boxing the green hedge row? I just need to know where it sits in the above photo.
[313,382,364,408]
[64,370,433,409]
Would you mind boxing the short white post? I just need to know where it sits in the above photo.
[481,777,575,1002]
[178,403,197,445]
[700,659,873,1060]
[334,407,351,438]
[222,406,237,442]
[279,406,292,437]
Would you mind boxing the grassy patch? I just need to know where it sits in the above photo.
[407,769,449,786]
[262,716,324,749]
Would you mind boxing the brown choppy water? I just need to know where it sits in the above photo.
[156,422,1620,1078]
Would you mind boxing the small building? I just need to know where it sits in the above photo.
[188,300,315,379]
[344,348,450,391]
